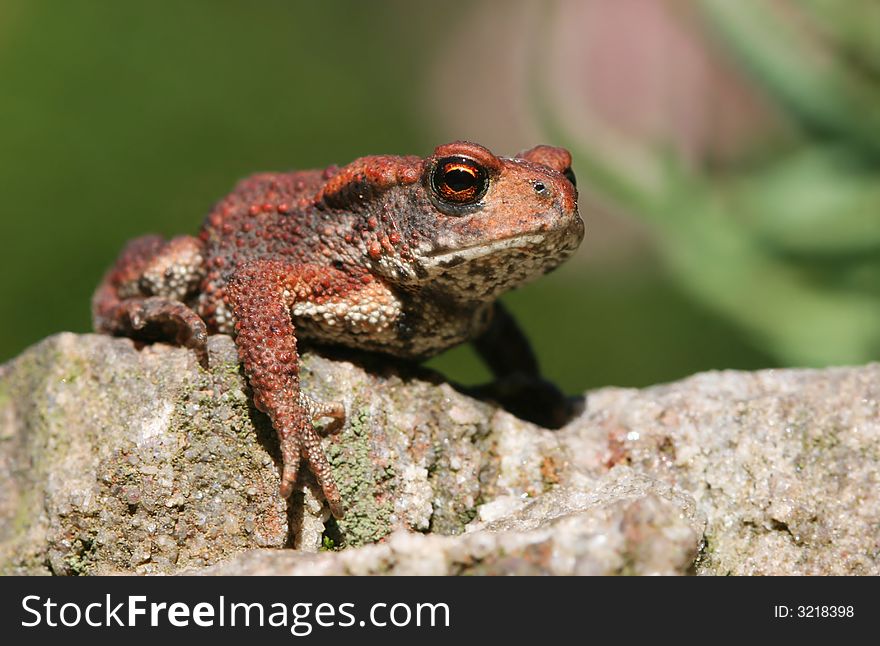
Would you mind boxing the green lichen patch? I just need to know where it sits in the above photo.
[62,535,98,576]
[326,408,395,547]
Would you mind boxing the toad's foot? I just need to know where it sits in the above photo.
[119,297,209,369]
[278,394,346,518]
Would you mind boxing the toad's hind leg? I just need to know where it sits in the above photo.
[227,259,348,518]
[92,235,208,366]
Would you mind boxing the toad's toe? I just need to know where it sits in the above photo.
[299,392,345,422]
[301,422,344,518]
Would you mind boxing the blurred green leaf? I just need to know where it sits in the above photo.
[726,146,880,255]
[801,0,880,77]
[700,0,880,157]
[657,160,880,365]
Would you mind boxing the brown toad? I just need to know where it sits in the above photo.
[92,141,584,518]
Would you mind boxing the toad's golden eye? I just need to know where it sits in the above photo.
[431,157,489,206]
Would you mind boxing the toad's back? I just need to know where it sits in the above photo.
[199,169,333,273]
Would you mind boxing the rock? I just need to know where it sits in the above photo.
[192,476,701,575]
[0,333,878,575]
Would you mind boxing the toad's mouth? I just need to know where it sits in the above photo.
[422,233,548,266]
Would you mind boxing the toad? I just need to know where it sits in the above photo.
[93,141,584,518]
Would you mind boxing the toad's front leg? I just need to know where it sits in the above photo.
[226,259,347,518]
[472,302,573,428]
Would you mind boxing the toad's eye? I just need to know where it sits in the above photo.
[562,166,577,187]
[431,157,489,206]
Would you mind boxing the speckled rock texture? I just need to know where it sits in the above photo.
[1,333,878,575]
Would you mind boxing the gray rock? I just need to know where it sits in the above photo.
[0,333,877,575]
[192,476,701,575]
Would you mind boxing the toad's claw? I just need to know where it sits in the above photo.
[278,431,301,500]
[302,420,344,519]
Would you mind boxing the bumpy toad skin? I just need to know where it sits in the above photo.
[93,141,584,519]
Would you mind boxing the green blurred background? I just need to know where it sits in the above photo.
[2,0,877,394]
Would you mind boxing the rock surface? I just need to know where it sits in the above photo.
[1,333,878,575]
